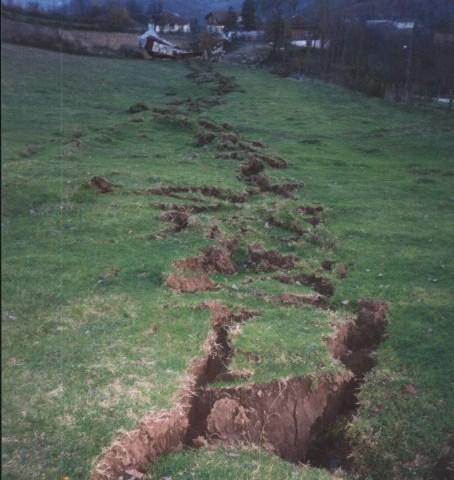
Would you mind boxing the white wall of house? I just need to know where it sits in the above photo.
[207,25,224,34]
[152,23,191,33]
[291,39,329,49]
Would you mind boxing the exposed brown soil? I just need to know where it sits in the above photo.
[88,176,115,193]
[128,102,148,114]
[152,107,193,128]
[247,243,298,272]
[174,245,236,275]
[148,210,190,239]
[165,273,218,293]
[321,260,336,271]
[267,216,306,235]
[92,297,388,480]
[196,130,217,146]
[248,152,288,169]
[432,437,454,480]
[147,185,249,203]
[198,118,229,132]
[155,203,223,213]
[249,174,303,197]
[185,300,388,464]
[275,273,335,297]
[300,205,324,215]
[92,62,388,480]
[240,157,265,177]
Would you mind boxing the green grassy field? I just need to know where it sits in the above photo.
[2,43,453,480]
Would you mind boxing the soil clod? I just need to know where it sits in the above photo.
[276,273,335,297]
[165,273,218,293]
[128,102,148,114]
[88,176,115,193]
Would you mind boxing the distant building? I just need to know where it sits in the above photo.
[150,12,191,34]
[205,10,239,35]
[227,30,264,41]
[365,20,415,31]
[287,15,325,49]
[138,25,192,58]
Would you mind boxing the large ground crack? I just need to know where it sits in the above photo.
[91,62,389,480]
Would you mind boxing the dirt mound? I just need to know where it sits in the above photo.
[152,107,193,128]
[432,437,454,480]
[165,273,218,293]
[88,176,115,193]
[299,205,324,227]
[160,211,189,232]
[196,130,217,146]
[148,185,249,203]
[201,300,257,329]
[300,205,324,215]
[321,260,335,271]
[174,245,236,275]
[276,273,335,297]
[247,244,298,272]
[128,102,148,114]
[198,119,228,132]
[240,157,265,177]
[248,152,288,169]
[155,203,223,214]
[248,174,302,197]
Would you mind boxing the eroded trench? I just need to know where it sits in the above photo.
[183,299,388,468]
[92,300,388,480]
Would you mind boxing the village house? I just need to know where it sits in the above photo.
[205,10,240,35]
[288,15,325,48]
[151,12,191,34]
[138,25,192,58]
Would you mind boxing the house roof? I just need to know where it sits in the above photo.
[139,26,176,48]
[154,12,189,26]
[205,10,238,25]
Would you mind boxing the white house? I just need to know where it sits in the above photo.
[151,12,191,34]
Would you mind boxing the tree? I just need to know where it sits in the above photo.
[225,6,238,32]
[69,0,89,17]
[242,0,256,30]
[146,0,163,22]
[126,0,141,21]
[260,0,297,52]
[108,5,132,30]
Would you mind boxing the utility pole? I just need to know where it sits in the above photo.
[404,22,415,102]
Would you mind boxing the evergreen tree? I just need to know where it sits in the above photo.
[225,6,238,32]
[242,0,256,30]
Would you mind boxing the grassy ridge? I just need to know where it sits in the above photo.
[2,43,454,480]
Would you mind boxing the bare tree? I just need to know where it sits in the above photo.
[260,0,297,53]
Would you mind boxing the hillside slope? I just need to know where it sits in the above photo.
[2,43,454,480]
